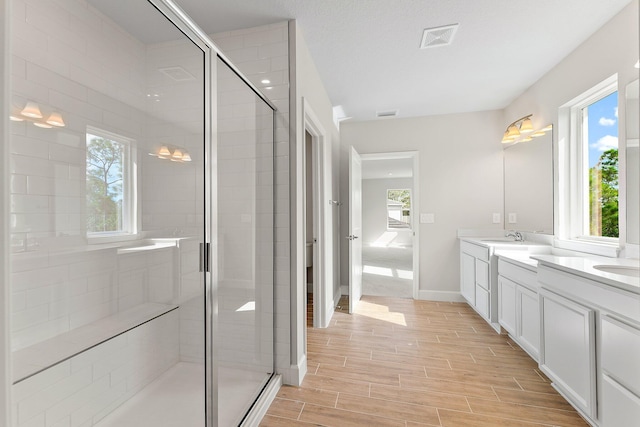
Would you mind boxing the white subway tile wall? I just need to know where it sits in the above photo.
[11,311,179,427]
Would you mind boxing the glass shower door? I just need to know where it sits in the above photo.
[9,0,209,426]
[215,57,275,426]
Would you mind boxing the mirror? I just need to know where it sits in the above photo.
[503,128,554,234]
[626,79,639,245]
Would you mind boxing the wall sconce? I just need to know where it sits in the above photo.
[502,114,549,144]
[149,145,192,163]
[10,101,66,128]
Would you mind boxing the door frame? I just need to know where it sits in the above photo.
[358,151,420,299]
[302,98,330,328]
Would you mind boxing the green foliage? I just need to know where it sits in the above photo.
[86,136,123,233]
[387,189,411,209]
[589,148,618,238]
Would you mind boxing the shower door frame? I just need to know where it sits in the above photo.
[146,1,278,426]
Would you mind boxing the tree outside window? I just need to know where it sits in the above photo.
[584,91,618,238]
[86,129,133,235]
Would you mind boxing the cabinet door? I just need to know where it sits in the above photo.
[540,289,596,419]
[601,315,640,396]
[461,252,475,304]
[475,259,489,290]
[498,276,517,336]
[602,375,640,427]
[517,285,539,360]
[475,285,490,318]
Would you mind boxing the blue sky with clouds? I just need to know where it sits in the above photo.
[588,91,618,167]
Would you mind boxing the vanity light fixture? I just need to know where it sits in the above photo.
[10,101,66,128]
[502,114,551,145]
[150,145,192,163]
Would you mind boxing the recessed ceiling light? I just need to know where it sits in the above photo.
[635,60,639,69]
[265,86,273,90]
[261,79,271,84]
[388,173,393,176]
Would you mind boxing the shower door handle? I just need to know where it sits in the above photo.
[345,235,359,240]
[199,242,210,273]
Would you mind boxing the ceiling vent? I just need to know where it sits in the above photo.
[420,23,459,49]
[158,66,195,81]
[376,109,399,118]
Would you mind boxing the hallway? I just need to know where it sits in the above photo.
[261,296,588,426]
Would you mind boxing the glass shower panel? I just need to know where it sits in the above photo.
[215,57,275,426]
[9,1,206,426]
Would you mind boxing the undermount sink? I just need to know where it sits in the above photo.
[593,265,640,277]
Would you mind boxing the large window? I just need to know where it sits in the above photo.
[582,91,619,238]
[387,189,411,229]
[86,127,136,237]
[560,76,619,249]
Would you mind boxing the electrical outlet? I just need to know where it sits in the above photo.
[492,213,501,224]
[420,213,435,224]
[508,213,517,224]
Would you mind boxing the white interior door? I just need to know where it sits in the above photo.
[349,147,363,313]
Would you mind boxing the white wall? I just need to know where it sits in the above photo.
[503,0,639,250]
[362,178,413,246]
[341,111,505,300]
[290,20,341,376]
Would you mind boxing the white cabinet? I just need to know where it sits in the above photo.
[459,241,499,331]
[498,276,517,336]
[518,285,539,358]
[600,315,640,426]
[497,258,540,360]
[540,289,597,419]
[461,252,475,303]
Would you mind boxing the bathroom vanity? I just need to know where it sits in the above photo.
[459,237,548,332]
[534,256,640,427]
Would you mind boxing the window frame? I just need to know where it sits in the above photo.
[85,126,138,243]
[557,75,620,256]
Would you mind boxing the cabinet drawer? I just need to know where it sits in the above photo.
[475,260,489,290]
[460,241,489,262]
[602,374,640,427]
[476,285,489,318]
[601,315,640,396]
[498,258,538,291]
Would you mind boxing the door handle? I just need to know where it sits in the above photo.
[345,235,359,240]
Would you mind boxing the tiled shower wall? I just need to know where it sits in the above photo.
[212,22,293,382]
[9,0,203,350]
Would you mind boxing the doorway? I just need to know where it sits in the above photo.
[359,152,419,299]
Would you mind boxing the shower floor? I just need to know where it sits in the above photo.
[95,362,270,426]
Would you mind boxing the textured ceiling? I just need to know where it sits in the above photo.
[93,0,635,122]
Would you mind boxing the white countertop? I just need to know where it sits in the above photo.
[532,255,640,294]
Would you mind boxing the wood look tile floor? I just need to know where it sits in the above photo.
[261,296,589,427]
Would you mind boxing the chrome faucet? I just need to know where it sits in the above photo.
[506,230,524,242]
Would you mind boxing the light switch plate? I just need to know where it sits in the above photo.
[492,213,501,224]
[420,213,435,224]
[508,213,517,224]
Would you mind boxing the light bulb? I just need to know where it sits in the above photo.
[158,146,171,158]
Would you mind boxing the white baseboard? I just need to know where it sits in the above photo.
[279,354,307,386]
[416,290,465,302]
[240,374,282,427]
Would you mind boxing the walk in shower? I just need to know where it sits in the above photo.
[8,0,275,426]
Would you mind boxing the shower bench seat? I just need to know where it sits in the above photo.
[12,302,177,384]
